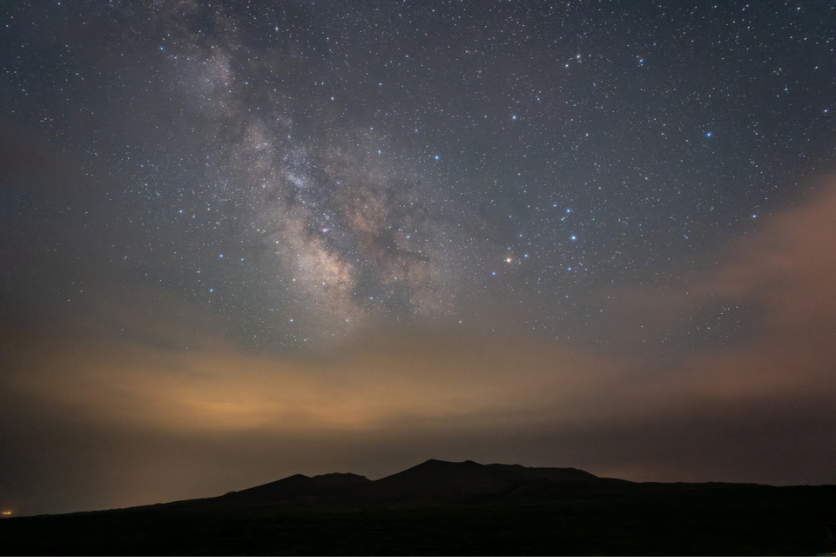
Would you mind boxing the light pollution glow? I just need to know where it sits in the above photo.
[2,179,836,515]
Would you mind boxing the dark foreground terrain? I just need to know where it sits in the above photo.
[2,460,835,555]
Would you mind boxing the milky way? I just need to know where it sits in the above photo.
[4,1,833,350]
[91,1,486,345]
[1,1,835,515]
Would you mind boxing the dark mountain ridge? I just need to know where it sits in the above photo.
[128,458,788,515]
[3,460,835,555]
[219,472,370,502]
[150,459,622,512]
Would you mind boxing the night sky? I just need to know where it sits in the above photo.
[2,1,835,516]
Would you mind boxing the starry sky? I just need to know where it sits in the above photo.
[1,0,835,516]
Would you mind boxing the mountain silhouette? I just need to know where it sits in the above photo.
[2,459,835,555]
[218,472,370,504]
[155,459,621,512]
[363,459,606,503]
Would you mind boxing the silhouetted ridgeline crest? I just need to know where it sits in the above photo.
[218,472,370,503]
[1,460,835,555]
[149,459,621,511]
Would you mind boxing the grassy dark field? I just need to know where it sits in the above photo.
[2,460,835,555]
